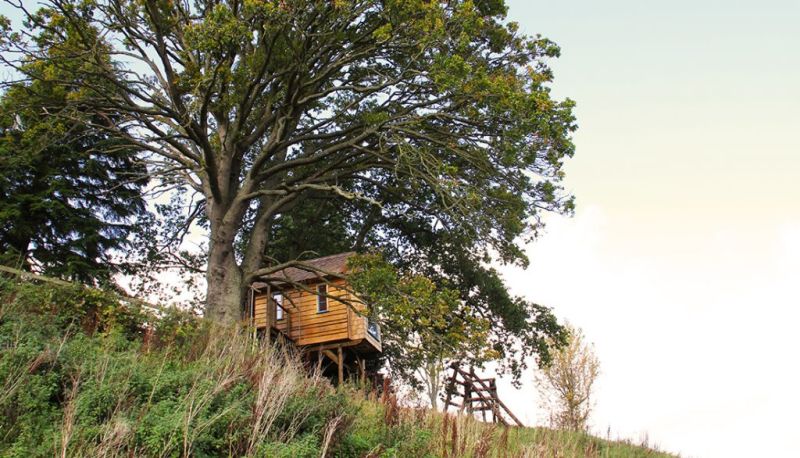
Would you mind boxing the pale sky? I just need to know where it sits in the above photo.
[495,1,800,457]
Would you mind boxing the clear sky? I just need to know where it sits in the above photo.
[496,1,800,456]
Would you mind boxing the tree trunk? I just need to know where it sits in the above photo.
[205,236,244,326]
[424,361,442,410]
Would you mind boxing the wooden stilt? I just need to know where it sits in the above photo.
[265,285,272,345]
[356,356,366,385]
[463,377,472,414]
[337,345,344,385]
[361,358,366,383]
[467,367,476,415]
[443,363,457,412]
[322,349,340,365]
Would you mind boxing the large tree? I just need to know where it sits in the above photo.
[0,1,576,327]
[0,32,148,284]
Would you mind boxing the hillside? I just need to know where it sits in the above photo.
[0,279,674,457]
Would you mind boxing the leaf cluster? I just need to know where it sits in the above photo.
[348,253,497,387]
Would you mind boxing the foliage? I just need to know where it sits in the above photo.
[535,325,601,431]
[0,280,666,457]
[0,24,147,285]
[0,279,346,457]
[348,253,494,399]
[0,0,577,327]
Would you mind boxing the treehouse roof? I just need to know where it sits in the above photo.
[252,252,355,289]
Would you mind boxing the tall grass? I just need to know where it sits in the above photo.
[0,280,350,457]
[339,390,675,458]
[0,279,675,457]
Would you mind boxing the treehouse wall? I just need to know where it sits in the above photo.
[253,278,366,347]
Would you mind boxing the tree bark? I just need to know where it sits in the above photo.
[205,232,244,326]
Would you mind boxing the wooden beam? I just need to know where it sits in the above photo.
[322,349,339,366]
[357,356,366,385]
[461,377,471,414]
[337,345,344,385]
[304,339,363,354]
[286,305,292,340]
[458,369,504,424]
[455,367,523,427]
[453,381,493,391]
[494,397,524,427]
[471,405,495,411]
[458,377,495,384]
[443,367,456,412]
[265,284,272,344]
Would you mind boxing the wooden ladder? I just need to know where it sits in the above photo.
[442,363,524,427]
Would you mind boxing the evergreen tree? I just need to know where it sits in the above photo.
[0,53,147,284]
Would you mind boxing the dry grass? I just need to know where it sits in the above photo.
[344,388,679,458]
[50,326,336,457]
[0,281,676,457]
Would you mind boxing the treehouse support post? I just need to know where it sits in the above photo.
[265,284,272,345]
[337,345,344,385]
[356,356,366,385]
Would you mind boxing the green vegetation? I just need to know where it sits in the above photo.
[0,44,147,284]
[347,253,496,394]
[0,0,577,333]
[1,0,573,394]
[0,279,672,457]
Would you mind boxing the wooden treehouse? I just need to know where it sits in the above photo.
[249,252,382,385]
[443,363,523,427]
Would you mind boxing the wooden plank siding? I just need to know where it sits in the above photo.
[253,278,378,350]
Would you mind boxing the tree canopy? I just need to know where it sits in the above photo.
[347,253,493,390]
[1,0,576,379]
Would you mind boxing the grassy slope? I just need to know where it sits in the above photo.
[0,279,674,457]
[349,396,675,457]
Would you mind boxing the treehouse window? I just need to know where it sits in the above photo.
[367,319,381,342]
[274,293,284,321]
[317,284,328,312]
